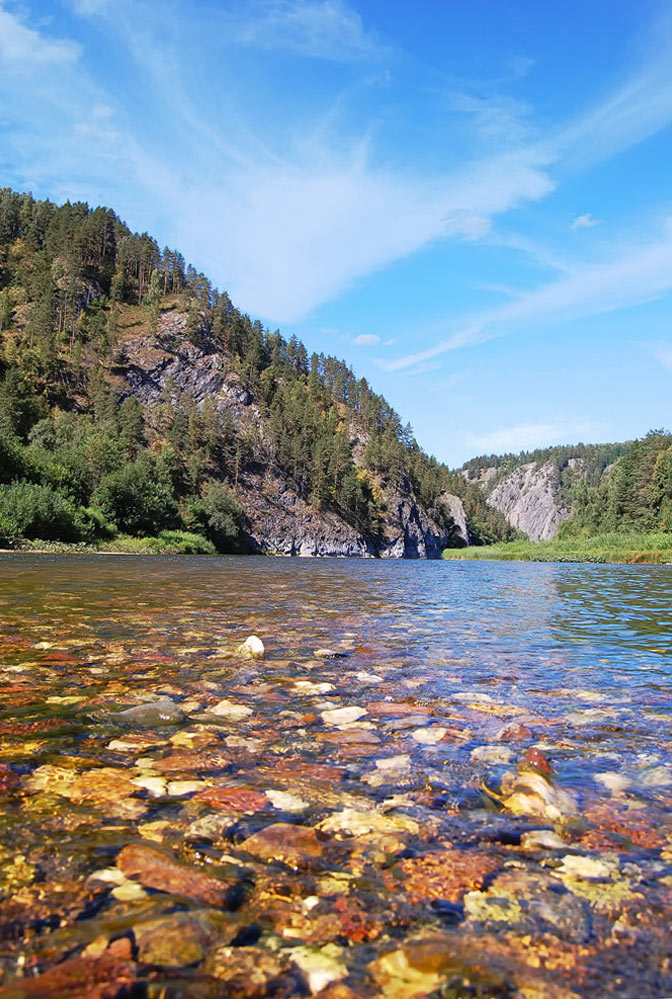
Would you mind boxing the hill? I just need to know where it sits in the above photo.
[0,188,514,556]
[461,442,628,541]
[461,433,672,545]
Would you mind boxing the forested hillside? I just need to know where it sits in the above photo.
[462,435,672,543]
[558,430,672,537]
[0,188,513,555]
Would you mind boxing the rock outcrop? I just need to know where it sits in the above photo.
[486,461,570,541]
[117,318,464,558]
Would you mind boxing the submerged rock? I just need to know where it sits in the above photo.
[116,844,239,907]
[241,822,323,869]
[133,910,230,966]
[320,706,368,726]
[117,697,186,726]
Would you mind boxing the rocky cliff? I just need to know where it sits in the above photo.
[483,461,569,541]
[461,444,623,541]
[118,317,467,558]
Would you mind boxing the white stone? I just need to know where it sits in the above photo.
[375,754,412,772]
[207,699,253,720]
[470,745,515,765]
[293,681,335,695]
[238,635,265,660]
[411,727,447,745]
[265,788,309,813]
[287,944,347,994]
[557,854,614,880]
[131,776,167,797]
[595,771,632,793]
[320,706,367,726]
[166,780,204,796]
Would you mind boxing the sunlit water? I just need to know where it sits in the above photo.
[1,555,672,998]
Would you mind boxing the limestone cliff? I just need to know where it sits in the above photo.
[461,444,622,541]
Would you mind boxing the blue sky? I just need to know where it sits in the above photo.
[2,0,672,465]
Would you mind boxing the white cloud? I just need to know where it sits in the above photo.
[571,212,601,230]
[352,333,380,345]
[648,342,672,372]
[233,0,386,61]
[465,420,603,455]
[0,6,80,68]
[180,146,553,321]
[385,219,672,371]
[380,326,489,372]
[451,93,532,146]
[547,8,672,171]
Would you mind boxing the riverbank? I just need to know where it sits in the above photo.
[443,531,672,564]
[2,531,217,556]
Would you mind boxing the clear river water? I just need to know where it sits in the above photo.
[0,554,671,998]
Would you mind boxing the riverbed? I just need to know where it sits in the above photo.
[1,554,671,998]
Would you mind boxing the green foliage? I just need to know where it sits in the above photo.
[93,454,178,536]
[182,481,246,553]
[0,185,524,553]
[442,531,672,565]
[0,481,83,546]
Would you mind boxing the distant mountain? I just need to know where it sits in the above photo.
[0,188,515,556]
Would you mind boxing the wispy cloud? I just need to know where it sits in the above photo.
[0,5,80,68]
[547,7,672,172]
[465,419,604,455]
[352,333,380,345]
[232,0,387,61]
[5,0,672,330]
[385,219,672,371]
[571,212,601,230]
[647,341,672,372]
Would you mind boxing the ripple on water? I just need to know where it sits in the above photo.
[1,554,672,997]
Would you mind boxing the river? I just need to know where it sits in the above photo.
[1,554,671,998]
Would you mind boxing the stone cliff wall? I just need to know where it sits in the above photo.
[117,318,465,558]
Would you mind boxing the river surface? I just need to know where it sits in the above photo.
[1,555,672,998]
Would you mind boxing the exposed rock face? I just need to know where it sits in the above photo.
[117,316,463,558]
[438,492,470,546]
[480,461,570,541]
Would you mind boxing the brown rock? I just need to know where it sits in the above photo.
[494,721,533,742]
[0,953,136,998]
[117,844,237,907]
[193,786,270,813]
[521,746,553,775]
[133,911,228,966]
[242,823,323,869]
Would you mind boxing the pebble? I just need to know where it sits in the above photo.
[495,720,533,742]
[412,726,447,745]
[470,745,515,765]
[595,771,632,793]
[320,706,368,726]
[287,944,347,994]
[520,829,566,850]
[131,776,167,797]
[241,823,323,869]
[206,699,253,720]
[264,788,309,812]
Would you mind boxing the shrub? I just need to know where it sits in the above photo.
[93,454,178,535]
[182,481,246,553]
[0,481,83,545]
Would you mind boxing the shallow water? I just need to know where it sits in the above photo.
[1,555,672,998]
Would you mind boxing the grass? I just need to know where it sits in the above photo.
[11,531,216,556]
[442,532,672,565]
